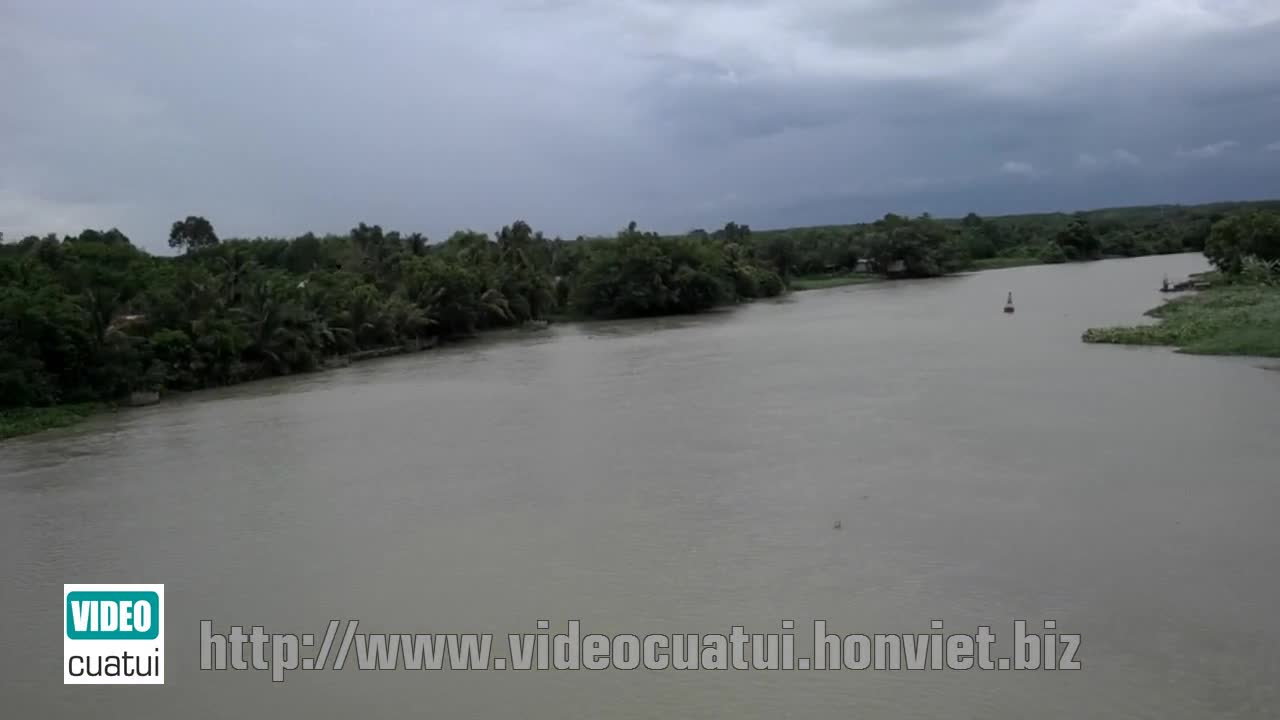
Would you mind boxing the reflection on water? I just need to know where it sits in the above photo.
[3,254,1280,719]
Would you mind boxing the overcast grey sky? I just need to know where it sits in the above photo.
[3,0,1279,250]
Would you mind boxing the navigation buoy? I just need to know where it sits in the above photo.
[1004,292,1015,314]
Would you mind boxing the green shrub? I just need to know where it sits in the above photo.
[1039,242,1069,264]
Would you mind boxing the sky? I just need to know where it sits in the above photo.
[3,0,1280,251]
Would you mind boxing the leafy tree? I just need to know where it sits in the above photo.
[59,235,147,348]
[1101,231,1140,257]
[169,216,220,253]
[0,282,94,404]
[760,235,799,279]
[1054,220,1101,260]
[405,232,429,257]
[284,232,324,273]
[960,229,997,260]
[1039,242,1069,264]
[570,224,735,318]
[1205,212,1280,274]
[715,221,752,245]
[865,214,968,277]
[1179,219,1213,251]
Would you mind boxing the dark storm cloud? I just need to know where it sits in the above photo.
[2,0,1279,249]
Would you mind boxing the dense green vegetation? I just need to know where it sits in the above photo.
[3,199,1278,438]
[567,222,783,318]
[0,403,103,440]
[1084,226,1280,358]
[0,218,786,422]
[1083,276,1280,357]
[788,273,882,291]
[758,200,1280,283]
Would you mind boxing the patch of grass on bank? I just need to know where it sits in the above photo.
[0,403,105,440]
[791,257,1053,289]
[790,273,883,291]
[970,256,1044,270]
[1083,283,1280,357]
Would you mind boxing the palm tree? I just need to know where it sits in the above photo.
[213,249,256,306]
[478,288,513,327]
[385,295,435,342]
[334,285,387,349]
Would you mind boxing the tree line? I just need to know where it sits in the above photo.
[0,217,785,407]
[744,201,1280,277]
[3,201,1278,410]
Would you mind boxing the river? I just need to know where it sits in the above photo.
[3,253,1278,718]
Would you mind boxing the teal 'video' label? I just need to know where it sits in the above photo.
[66,591,161,640]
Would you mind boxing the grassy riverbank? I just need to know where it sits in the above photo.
[787,254,1045,290]
[0,403,106,440]
[969,256,1044,270]
[789,252,1074,288]
[1083,281,1280,357]
[789,272,883,291]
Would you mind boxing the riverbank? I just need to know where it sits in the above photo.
[0,337,460,441]
[0,403,106,441]
[789,272,883,291]
[0,256,1215,441]
[787,254,1045,289]
[1083,281,1280,357]
[970,256,1044,270]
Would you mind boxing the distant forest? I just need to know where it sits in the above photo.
[3,199,1278,410]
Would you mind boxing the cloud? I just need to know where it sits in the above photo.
[1075,149,1141,170]
[2,1,1280,248]
[1112,149,1142,166]
[1266,141,1280,152]
[1001,161,1038,177]
[1075,153,1101,169]
[1177,140,1240,158]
